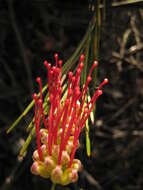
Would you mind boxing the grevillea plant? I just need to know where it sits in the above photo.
[30,54,108,186]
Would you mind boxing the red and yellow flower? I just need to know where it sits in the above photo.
[31,54,108,185]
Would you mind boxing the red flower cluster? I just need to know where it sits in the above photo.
[31,54,108,185]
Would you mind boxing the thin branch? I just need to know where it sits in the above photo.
[82,169,103,190]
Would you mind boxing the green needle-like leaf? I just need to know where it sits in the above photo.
[19,127,36,157]
[87,91,95,124]
[81,33,91,86]
[85,119,91,157]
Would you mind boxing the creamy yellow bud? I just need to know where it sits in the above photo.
[39,129,48,139]
[38,161,50,178]
[51,166,63,184]
[41,144,47,156]
[31,161,39,175]
[44,156,55,172]
[69,169,78,183]
[61,151,70,166]
[31,161,49,178]
[32,150,40,161]
[72,159,82,171]
[61,168,72,186]
[41,134,48,144]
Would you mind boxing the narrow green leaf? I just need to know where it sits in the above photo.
[112,0,143,7]
[85,119,91,157]
[95,0,101,60]
[81,33,91,86]
[62,15,96,75]
[26,118,34,132]
[87,91,95,124]
[19,127,36,157]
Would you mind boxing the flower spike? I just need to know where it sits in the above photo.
[31,54,108,185]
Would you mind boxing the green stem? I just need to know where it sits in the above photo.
[51,183,56,190]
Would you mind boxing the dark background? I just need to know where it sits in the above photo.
[0,0,143,190]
